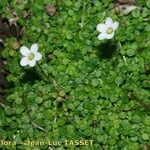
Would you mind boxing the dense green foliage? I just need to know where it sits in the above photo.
[0,0,150,149]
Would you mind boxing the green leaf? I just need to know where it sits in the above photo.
[59,90,66,97]
[142,133,149,140]
[91,79,99,87]
[35,97,43,104]
[15,97,23,105]
[126,49,135,57]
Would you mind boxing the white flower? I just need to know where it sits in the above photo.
[20,43,42,67]
[96,17,119,40]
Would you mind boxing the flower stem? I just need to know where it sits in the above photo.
[80,0,86,29]
[37,62,48,80]
[114,37,118,43]
[37,62,57,86]
[22,90,47,132]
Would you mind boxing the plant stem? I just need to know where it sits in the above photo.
[127,91,150,110]
[22,91,47,132]
[80,0,86,29]
[0,102,5,108]
[53,101,58,123]
[37,62,57,86]
[37,62,48,80]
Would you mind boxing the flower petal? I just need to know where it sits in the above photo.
[113,21,119,30]
[106,32,115,39]
[96,23,107,32]
[105,17,113,26]
[98,33,107,40]
[20,57,29,66]
[20,46,30,56]
[30,43,38,53]
[29,60,36,67]
[35,52,42,61]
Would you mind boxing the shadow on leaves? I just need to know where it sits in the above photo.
[97,42,118,59]
[21,68,41,84]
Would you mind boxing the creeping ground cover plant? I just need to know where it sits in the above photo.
[0,0,150,150]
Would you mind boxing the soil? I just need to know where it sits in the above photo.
[116,0,135,4]
[114,0,136,8]
[0,17,23,106]
[0,17,23,44]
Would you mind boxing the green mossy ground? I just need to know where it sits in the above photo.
[0,0,150,150]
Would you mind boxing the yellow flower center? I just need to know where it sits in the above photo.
[106,27,113,34]
[28,53,35,60]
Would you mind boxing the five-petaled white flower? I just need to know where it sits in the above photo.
[96,17,119,40]
[20,43,42,67]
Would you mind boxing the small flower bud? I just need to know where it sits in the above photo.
[11,41,20,49]
[46,5,57,16]
[56,96,63,102]
[47,54,54,60]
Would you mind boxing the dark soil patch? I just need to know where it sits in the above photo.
[0,17,23,45]
[0,16,23,106]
